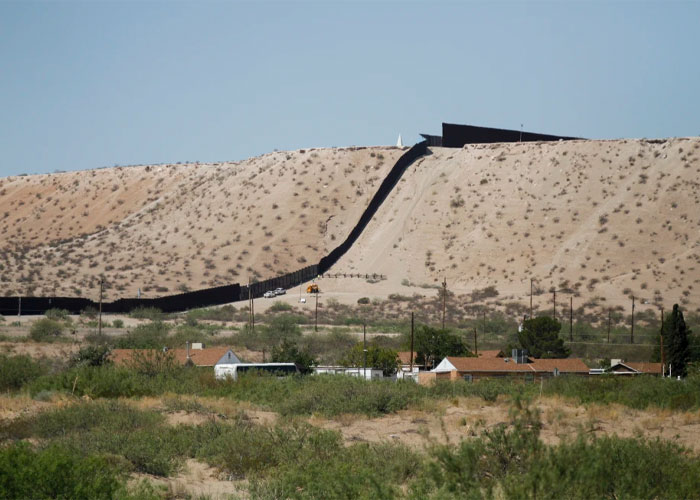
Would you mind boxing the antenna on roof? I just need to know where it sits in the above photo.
[396,134,403,147]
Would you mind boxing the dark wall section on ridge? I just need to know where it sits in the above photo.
[318,140,428,275]
[441,123,580,148]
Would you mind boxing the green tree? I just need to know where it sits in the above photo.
[271,339,317,374]
[665,304,690,377]
[412,326,471,369]
[517,316,570,358]
[340,343,400,376]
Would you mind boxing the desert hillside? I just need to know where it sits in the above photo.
[0,147,403,299]
[332,138,700,312]
[1,138,699,314]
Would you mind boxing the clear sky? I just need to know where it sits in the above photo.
[1,1,699,177]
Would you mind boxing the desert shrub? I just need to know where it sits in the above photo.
[542,374,700,410]
[29,318,64,342]
[251,441,419,499]
[112,319,124,328]
[357,297,370,305]
[186,305,237,322]
[0,354,45,391]
[113,321,170,349]
[0,443,125,499]
[0,401,182,476]
[195,419,341,479]
[45,308,70,321]
[129,306,163,321]
[25,363,205,399]
[268,301,293,313]
[69,345,111,367]
[225,375,424,417]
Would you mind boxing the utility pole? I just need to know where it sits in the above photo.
[569,296,573,341]
[409,312,414,374]
[363,323,367,380]
[441,277,447,329]
[98,278,104,337]
[482,309,486,337]
[474,327,478,357]
[314,291,319,332]
[607,309,611,343]
[553,289,556,320]
[660,307,665,369]
[631,295,635,344]
[530,279,533,319]
[247,278,252,331]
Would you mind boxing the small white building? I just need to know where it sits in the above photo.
[312,365,384,380]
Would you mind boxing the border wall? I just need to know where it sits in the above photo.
[441,123,580,148]
[0,142,427,315]
[318,140,427,274]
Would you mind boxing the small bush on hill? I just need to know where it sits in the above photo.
[129,307,163,321]
[45,308,70,321]
[114,321,170,349]
[29,318,64,342]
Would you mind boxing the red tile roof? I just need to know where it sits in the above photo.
[625,362,663,374]
[445,356,589,374]
[110,347,233,367]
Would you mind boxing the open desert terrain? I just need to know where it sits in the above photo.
[1,138,699,318]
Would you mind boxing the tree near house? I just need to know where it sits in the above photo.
[518,316,570,358]
[271,339,317,374]
[340,343,400,376]
[412,326,471,369]
[664,304,690,377]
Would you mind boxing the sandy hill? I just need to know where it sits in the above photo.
[330,138,700,313]
[1,138,699,315]
[0,147,403,299]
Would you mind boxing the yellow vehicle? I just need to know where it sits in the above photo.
[306,284,319,294]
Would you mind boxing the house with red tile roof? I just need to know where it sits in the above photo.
[419,350,588,384]
[606,360,663,376]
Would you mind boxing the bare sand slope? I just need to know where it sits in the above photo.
[331,138,700,311]
[0,147,403,299]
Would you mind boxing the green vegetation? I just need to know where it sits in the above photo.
[0,442,126,499]
[518,316,571,358]
[29,318,64,342]
[413,326,472,369]
[340,343,400,376]
[129,306,164,321]
[665,304,691,377]
[271,338,317,374]
[3,394,700,499]
[0,354,45,391]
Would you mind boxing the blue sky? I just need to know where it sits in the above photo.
[1,1,699,176]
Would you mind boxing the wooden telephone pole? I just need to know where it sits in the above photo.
[98,278,104,337]
[530,279,533,319]
[630,295,635,344]
[569,296,573,341]
[409,312,414,373]
[660,307,666,369]
[441,278,447,329]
